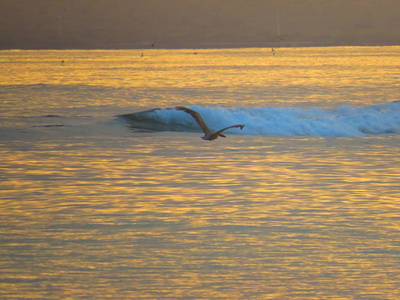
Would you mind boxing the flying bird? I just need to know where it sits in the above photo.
[175,106,244,140]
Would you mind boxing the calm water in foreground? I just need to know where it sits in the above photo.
[1,47,400,299]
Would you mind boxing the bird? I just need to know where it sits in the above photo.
[175,106,244,140]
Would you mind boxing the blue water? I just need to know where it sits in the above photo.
[1,47,400,299]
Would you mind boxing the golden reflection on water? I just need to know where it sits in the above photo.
[1,134,400,299]
[1,47,399,109]
[1,47,400,298]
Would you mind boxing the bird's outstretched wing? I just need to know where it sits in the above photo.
[216,124,245,136]
[176,106,211,133]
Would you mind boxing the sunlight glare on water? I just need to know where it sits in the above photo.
[2,134,400,299]
[1,47,400,299]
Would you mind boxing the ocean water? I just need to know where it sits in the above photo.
[1,47,400,299]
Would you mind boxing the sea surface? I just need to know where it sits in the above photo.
[1,47,400,299]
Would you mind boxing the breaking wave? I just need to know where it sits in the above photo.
[119,101,400,137]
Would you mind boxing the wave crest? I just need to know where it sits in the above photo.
[119,102,400,137]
